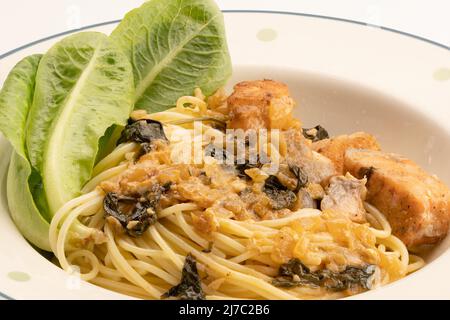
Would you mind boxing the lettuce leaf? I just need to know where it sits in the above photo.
[25,32,135,214]
[110,0,231,112]
[0,0,232,251]
[0,54,42,158]
[7,152,51,250]
[0,54,51,250]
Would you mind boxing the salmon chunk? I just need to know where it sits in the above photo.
[321,173,368,223]
[344,149,450,247]
[227,80,298,130]
[312,132,380,174]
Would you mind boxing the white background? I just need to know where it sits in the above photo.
[0,0,449,56]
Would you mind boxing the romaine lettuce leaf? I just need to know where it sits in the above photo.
[7,152,51,250]
[26,32,135,214]
[0,54,42,158]
[0,54,51,250]
[110,0,231,112]
[0,0,232,251]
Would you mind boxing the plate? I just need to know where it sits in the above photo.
[1,11,449,300]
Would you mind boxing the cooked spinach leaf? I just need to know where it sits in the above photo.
[263,175,297,210]
[118,119,168,145]
[104,192,157,237]
[162,253,205,300]
[110,0,232,112]
[264,175,286,190]
[320,265,376,291]
[104,183,170,236]
[118,119,168,158]
[272,258,376,291]
[302,125,329,142]
[275,257,322,287]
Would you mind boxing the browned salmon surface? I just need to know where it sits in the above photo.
[345,149,450,247]
[227,80,299,130]
[312,132,380,175]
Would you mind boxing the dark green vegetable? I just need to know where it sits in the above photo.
[263,175,297,210]
[302,125,329,142]
[273,258,322,288]
[162,253,205,300]
[118,119,168,146]
[103,182,170,236]
[288,164,308,193]
[272,258,376,291]
[264,175,287,190]
[358,166,376,181]
[117,118,168,158]
[321,265,376,291]
[104,192,157,237]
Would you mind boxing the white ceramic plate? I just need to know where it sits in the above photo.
[1,11,449,300]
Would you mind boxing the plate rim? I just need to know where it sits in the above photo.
[1,9,448,60]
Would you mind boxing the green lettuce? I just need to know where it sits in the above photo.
[111,0,232,112]
[0,54,42,158]
[0,55,51,250]
[26,32,135,214]
[0,0,232,251]
[8,152,51,250]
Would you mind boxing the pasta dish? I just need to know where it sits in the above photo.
[50,80,447,299]
[0,0,448,300]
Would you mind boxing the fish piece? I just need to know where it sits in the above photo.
[312,132,380,174]
[345,149,450,247]
[227,79,298,130]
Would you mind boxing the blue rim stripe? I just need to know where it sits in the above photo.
[0,9,448,60]
[0,291,13,300]
[0,8,448,301]
[0,20,120,59]
[224,10,449,51]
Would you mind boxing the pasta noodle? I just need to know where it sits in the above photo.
[49,91,424,300]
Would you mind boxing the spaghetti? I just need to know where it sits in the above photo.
[50,89,425,300]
